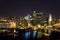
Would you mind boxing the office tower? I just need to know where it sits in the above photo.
[33,11,36,17]
[48,14,52,25]
[31,11,44,26]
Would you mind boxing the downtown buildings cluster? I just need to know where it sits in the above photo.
[0,11,60,30]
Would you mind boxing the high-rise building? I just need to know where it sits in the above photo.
[48,14,53,28]
[48,14,52,25]
[36,12,43,21]
[33,11,43,21]
[31,11,44,26]
[33,11,36,17]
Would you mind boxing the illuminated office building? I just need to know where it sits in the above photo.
[30,11,44,26]
[36,12,43,21]
[48,14,53,28]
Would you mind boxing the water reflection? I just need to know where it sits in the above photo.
[0,29,56,40]
[25,31,30,40]
[33,31,37,38]
[37,32,43,38]
[24,31,37,40]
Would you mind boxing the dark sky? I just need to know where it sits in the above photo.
[0,0,60,17]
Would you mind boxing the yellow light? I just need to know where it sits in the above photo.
[14,29,16,33]
[34,27,37,30]
[37,24,41,28]
[10,22,16,28]
[28,23,31,27]
[33,26,37,30]
[38,25,41,27]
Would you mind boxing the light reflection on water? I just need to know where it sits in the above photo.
[33,31,37,38]
[24,31,30,40]
[24,31,37,40]
[0,30,52,40]
[5,29,50,40]
[37,32,43,38]
[24,31,46,39]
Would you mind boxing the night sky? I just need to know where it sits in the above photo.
[0,0,60,18]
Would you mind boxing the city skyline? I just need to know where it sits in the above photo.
[0,0,60,18]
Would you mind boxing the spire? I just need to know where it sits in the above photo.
[48,14,52,30]
[49,14,52,22]
[48,14,53,26]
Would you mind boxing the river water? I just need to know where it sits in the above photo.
[0,29,60,40]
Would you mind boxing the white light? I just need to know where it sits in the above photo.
[24,15,30,20]
[49,14,52,22]
[14,29,16,33]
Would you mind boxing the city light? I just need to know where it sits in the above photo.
[10,22,16,28]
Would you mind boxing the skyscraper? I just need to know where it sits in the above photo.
[48,14,53,27]
[48,14,52,22]
[31,11,44,26]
